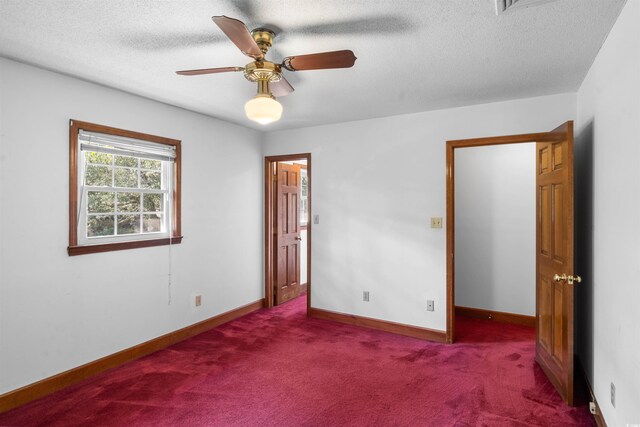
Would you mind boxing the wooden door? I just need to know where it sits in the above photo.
[535,121,577,405]
[274,163,302,305]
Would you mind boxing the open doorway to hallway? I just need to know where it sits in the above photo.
[446,123,578,405]
[454,143,537,328]
[264,154,311,312]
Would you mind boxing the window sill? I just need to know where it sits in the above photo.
[68,236,183,256]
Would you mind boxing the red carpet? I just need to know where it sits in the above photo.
[0,296,594,426]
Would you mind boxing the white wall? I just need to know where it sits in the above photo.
[0,58,264,394]
[576,1,640,424]
[264,93,575,331]
[454,144,535,316]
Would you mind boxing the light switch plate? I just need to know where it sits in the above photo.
[431,217,443,228]
[314,215,319,224]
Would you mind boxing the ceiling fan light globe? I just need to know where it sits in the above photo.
[245,96,283,125]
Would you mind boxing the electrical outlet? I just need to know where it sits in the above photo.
[611,382,615,407]
[427,300,434,311]
[431,217,443,228]
[195,295,202,307]
[363,291,370,302]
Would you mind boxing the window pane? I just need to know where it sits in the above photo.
[85,165,112,186]
[87,215,115,237]
[114,167,138,188]
[85,151,112,165]
[143,193,163,212]
[115,155,138,168]
[143,214,163,232]
[117,214,140,235]
[141,170,161,189]
[300,199,308,224]
[88,191,115,213]
[300,170,308,224]
[117,192,141,213]
[141,159,161,170]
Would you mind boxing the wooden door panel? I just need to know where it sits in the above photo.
[278,245,288,290]
[553,143,563,170]
[539,277,552,351]
[553,184,564,262]
[539,146,551,174]
[540,185,551,256]
[535,121,575,405]
[277,245,298,293]
[283,195,288,233]
[552,283,564,362]
[289,193,298,235]
[288,243,298,286]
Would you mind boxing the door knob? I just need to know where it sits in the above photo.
[295,236,302,241]
[553,273,582,285]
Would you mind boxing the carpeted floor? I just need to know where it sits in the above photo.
[0,296,594,426]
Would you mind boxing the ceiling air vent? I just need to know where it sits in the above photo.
[495,0,560,15]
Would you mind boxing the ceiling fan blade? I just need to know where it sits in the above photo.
[271,76,295,97]
[212,15,263,59]
[282,50,357,71]
[176,66,244,76]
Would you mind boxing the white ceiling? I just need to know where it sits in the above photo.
[0,0,626,131]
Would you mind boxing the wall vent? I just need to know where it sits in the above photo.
[495,0,560,15]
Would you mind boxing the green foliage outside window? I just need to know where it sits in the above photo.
[84,151,166,238]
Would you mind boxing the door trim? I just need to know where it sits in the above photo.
[445,132,564,344]
[264,153,312,314]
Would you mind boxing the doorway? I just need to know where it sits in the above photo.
[445,122,578,405]
[264,153,311,313]
[453,143,537,328]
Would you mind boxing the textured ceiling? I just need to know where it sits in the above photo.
[0,0,626,131]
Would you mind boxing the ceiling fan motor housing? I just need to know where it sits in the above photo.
[244,28,283,97]
[244,61,282,82]
[251,28,276,54]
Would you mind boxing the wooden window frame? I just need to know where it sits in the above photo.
[68,120,182,256]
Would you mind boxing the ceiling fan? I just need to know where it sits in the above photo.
[176,15,357,125]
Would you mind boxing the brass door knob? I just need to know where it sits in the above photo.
[295,236,302,241]
[553,273,582,285]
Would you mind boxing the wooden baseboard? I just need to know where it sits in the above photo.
[576,359,608,427]
[455,306,536,327]
[0,298,265,414]
[590,388,608,427]
[309,307,446,343]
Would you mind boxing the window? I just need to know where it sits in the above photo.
[68,120,182,255]
[300,167,308,226]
